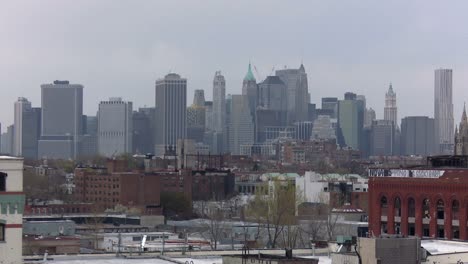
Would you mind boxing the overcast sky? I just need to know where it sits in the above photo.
[1,0,468,131]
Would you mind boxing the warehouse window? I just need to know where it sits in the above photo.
[0,173,6,191]
[0,223,4,241]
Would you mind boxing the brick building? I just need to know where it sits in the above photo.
[368,156,468,240]
[191,169,235,201]
[74,159,192,214]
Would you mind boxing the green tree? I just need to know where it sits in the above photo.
[246,180,303,248]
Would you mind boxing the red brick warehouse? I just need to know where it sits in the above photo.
[368,156,468,240]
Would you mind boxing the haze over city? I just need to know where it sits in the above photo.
[2,0,468,127]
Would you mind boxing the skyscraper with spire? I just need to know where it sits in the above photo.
[455,104,468,155]
[384,83,398,127]
[242,63,258,117]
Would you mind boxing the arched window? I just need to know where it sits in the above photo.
[452,200,460,220]
[381,196,388,216]
[408,198,416,217]
[437,199,445,220]
[394,197,401,217]
[423,199,430,219]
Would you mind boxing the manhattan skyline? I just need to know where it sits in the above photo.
[2,1,468,128]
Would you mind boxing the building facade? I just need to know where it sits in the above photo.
[212,71,226,133]
[242,64,258,119]
[434,69,454,154]
[400,116,436,156]
[13,97,41,159]
[275,64,309,123]
[338,93,364,150]
[228,95,254,155]
[455,106,468,155]
[97,97,133,157]
[155,73,187,155]
[368,161,468,241]
[370,119,394,156]
[132,108,155,155]
[13,97,31,157]
[0,156,25,264]
[39,80,83,159]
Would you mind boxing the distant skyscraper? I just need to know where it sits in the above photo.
[258,76,288,122]
[81,115,98,157]
[204,101,214,131]
[38,80,83,159]
[384,83,398,127]
[155,73,187,155]
[13,97,32,156]
[213,71,226,133]
[1,125,14,155]
[275,64,309,123]
[193,89,206,107]
[228,95,254,155]
[434,69,454,154]
[338,92,364,150]
[455,105,468,155]
[401,116,436,156]
[242,63,258,117]
[97,97,133,157]
[321,97,338,119]
[187,90,206,143]
[132,108,155,154]
[369,119,394,156]
[364,108,376,128]
[311,115,336,140]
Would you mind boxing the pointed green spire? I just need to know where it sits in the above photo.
[244,63,256,81]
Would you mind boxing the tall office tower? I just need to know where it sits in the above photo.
[193,89,206,106]
[1,125,14,155]
[321,97,338,118]
[187,90,206,143]
[97,97,133,157]
[228,95,254,154]
[311,115,336,140]
[38,80,83,159]
[434,69,454,154]
[275,64,309,123]
[338,92,364,150]
[384,83,398,127]
[401,116,436,156]
[258,76,288,117]
[213,71,226,133]
[21,108,41,159]
[155,73,187,155]
[369,120,394,156]
[242,63,258,117]
[204,101,214,131]
[13,97,31,156]
[364,108,376,128]
[81,115,98,157]
[307,103,317,122]
[132,108,156,154]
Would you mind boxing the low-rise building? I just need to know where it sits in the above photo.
[0,156,25,264]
